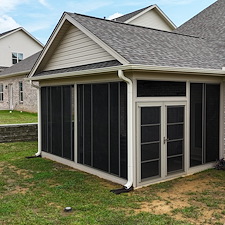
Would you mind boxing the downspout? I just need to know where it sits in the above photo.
[30,80,42,157]
[118,70,133,190]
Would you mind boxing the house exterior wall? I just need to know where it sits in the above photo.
[128,8,174,31]
[44,25,115,71]
[0,30,42,68]
[0,75,37,112]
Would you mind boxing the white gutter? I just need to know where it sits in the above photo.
[118,70,133,190]
[30,80,42,157]
[28,64,225,81]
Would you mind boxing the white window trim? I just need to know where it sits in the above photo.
[0,83,3,102]
[19,81,23,103]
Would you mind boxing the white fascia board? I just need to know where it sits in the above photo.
[65,14,129,65]
[125,5,177,30]
[28,13,68,78]
[0,71,28,79]
[28,64,225,81]
[0,27,21,40]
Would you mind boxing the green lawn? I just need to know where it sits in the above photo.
[0,110,38,124]
[0,142,225,225]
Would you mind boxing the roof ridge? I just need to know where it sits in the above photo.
[68,12,203,40]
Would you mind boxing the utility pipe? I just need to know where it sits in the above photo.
[118,70,133,190]
[30,80,42,157]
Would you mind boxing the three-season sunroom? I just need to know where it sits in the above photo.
[30,68,223,189]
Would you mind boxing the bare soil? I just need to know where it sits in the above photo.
[134,173,225,225]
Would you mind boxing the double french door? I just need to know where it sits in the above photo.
[137,102,186,183]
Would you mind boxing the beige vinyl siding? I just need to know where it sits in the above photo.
[128,9,173,31]
[44,25,115,71]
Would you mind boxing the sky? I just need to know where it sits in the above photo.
[0,0,217,44]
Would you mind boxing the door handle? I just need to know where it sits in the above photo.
[163,137,169,144]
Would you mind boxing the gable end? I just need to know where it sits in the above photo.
[43,23,116,71]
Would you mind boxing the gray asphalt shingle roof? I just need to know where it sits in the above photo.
[67,12,225,70]
[175,0,224,41]
[34,60,121,77]
[114,6,150,22]
[0,51,41,77]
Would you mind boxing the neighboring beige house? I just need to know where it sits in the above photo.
[114,4,176,31]
[0,27,43,112]
[27,0,225,191]
[0,52,41,112]
[0,27,43,69]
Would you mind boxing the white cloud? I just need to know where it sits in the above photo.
[0,15,20,33]
[107,13,123,20]
[38,0,51,8]
[0,0,28,14]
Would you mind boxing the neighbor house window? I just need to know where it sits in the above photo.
[0,84,3,101]
[12,52,23,64]
[19,81,23,103]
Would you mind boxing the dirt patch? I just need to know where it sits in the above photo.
[8,165,33,179]
[134,173,225,225]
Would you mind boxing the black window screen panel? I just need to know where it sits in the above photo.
[51,86,62,157]
[206,84,220,162]
[77,82,127,179]
[110,83,119,176]
[93,83,109,172]
[84,85,92,166]
[137,80,186,97]
[41,87,48,152]
[119,82,128,179]
[77,85,84,163]
[190,83,220,167]
[190,83,203,167]
[62,86,74,160]
[41,85,74,161]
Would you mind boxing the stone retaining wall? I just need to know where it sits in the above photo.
[0,123,38,143]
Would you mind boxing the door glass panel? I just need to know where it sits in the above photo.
[167,140,183,157]
[141,126,160,143]
[167,156,183,173]
[141,107,160,125]
[141,161,159,179]
[141,107,161,180]
[141,143,160,161]
[167,106,184,174]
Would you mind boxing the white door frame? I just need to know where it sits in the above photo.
[137,101,187,186]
